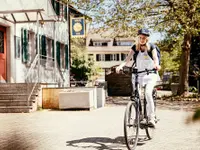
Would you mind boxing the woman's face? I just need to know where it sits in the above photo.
[139,34,148,45]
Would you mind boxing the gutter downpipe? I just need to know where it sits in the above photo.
[54,21,57,83]
[36,11,40,82]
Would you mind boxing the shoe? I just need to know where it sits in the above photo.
[140,118,147,125]
[148,119,156,128]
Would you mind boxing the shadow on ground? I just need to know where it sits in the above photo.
[66,136,148,150]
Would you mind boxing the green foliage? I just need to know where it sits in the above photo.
[158,34,182,76]
[71,38,100,81]
[189,86,198,93]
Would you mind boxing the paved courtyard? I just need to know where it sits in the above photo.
[0,104,200,150]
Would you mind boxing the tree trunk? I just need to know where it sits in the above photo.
[177,33,192,96]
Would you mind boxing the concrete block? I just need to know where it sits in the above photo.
[97,88,105,108]
[59,90,94,110]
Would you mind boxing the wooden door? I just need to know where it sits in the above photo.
[0,26,6,82]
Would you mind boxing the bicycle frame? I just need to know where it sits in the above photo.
[130,68,157,120]
[131,69,142,115]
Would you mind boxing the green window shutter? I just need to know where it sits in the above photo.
[52,40,54,61]
[51,0,55,10]
[56,41,60,67]
[39,35,42,55]
[22,29,28,63]
[64,6,68,20]
[65,44,68,69]
[41,35,46,59]
[55,1,60,16]
[21,28,24,58]
[35,34,38,54]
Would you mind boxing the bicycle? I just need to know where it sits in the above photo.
[123,67,158,150]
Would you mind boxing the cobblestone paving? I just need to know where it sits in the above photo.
[0,105,200,150]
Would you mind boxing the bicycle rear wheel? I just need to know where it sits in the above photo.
[124,101,139,150]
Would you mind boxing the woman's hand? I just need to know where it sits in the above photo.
[154,64,161,71]
[116,65,123,73]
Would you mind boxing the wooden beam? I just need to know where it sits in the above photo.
[0,16,15,23]
[15,20,56,23]
[39,11,44,21]
[25,13,30,22]
[0,9,44,14]
[11,13,16,23]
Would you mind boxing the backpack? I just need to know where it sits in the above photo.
[132,43,161,65]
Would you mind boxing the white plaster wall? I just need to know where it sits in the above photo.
[0,18,70,84]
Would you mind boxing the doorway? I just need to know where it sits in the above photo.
[0,26,7,82]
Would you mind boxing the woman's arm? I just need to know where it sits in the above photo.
[152,48,161,70]
[116,49,134,73]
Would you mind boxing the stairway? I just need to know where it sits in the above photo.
[0,83,41,113]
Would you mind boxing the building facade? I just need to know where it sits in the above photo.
[0,0,74,86]
[86,32,135,70]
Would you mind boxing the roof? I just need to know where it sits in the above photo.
[0,0,57,23]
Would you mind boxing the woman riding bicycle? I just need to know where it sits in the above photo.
[116,28,161,128]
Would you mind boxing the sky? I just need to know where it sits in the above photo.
[150,32,164,43]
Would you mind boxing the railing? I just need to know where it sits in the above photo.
[25,54,39,107]
[25,54,65,107]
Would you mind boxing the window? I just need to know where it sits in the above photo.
[113,39,133,46]
[105,54,119,61]
[28,31,35,63]
[105,54,111,61]
[88,54,94,61]
[96,54,120,61]
[96,54,100,61]
[96,54,105,61]
[116,41,132,46]
[94,42,108,46]
[114,54,120,61]
[46,38,54,69]
[121,53,128,61]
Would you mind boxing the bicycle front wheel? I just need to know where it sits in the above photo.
[124,101,139,150]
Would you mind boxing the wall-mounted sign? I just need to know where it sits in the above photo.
[70,17,85,38]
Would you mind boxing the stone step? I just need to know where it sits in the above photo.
[0,86,38,91]
[0,89,39,94]
[0,94,37,100]
[0,83,40,90]
[0,106,32,113]
[0,83,41,113]
[0,100,34,106]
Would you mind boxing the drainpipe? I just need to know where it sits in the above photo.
[67,3,71,87]
[54,21,57,83]
[36,11,40,82]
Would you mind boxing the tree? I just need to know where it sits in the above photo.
[70,38,100,81]
[66,0,200,96]
[158,34,182,76]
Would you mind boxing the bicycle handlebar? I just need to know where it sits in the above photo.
[133,68,157,74]
[122,67,157,75]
